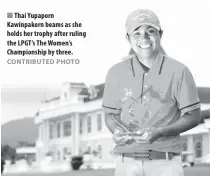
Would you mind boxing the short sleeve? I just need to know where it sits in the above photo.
[175,67,200,115]
[102,68,122,114]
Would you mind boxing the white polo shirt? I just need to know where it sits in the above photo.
[102,52,200,153]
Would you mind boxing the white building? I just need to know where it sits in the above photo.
[34,83,210,166]
[180,87,210,163]
[35,82,116,168]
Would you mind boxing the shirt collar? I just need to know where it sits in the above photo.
[130,52,165,77]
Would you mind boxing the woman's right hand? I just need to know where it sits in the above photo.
[113,128,133,145]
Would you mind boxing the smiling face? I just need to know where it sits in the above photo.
[128,25,161,59]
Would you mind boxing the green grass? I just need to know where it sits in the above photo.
[3,167,210,176]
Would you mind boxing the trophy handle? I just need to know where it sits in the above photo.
[112,113,130,133]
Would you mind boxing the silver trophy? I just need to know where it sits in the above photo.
[112,88,152,142]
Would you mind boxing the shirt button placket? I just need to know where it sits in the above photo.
[142,72,149,104]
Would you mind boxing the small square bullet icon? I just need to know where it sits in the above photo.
[7,13,13,18]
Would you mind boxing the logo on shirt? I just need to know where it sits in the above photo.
[143,85,166,103]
